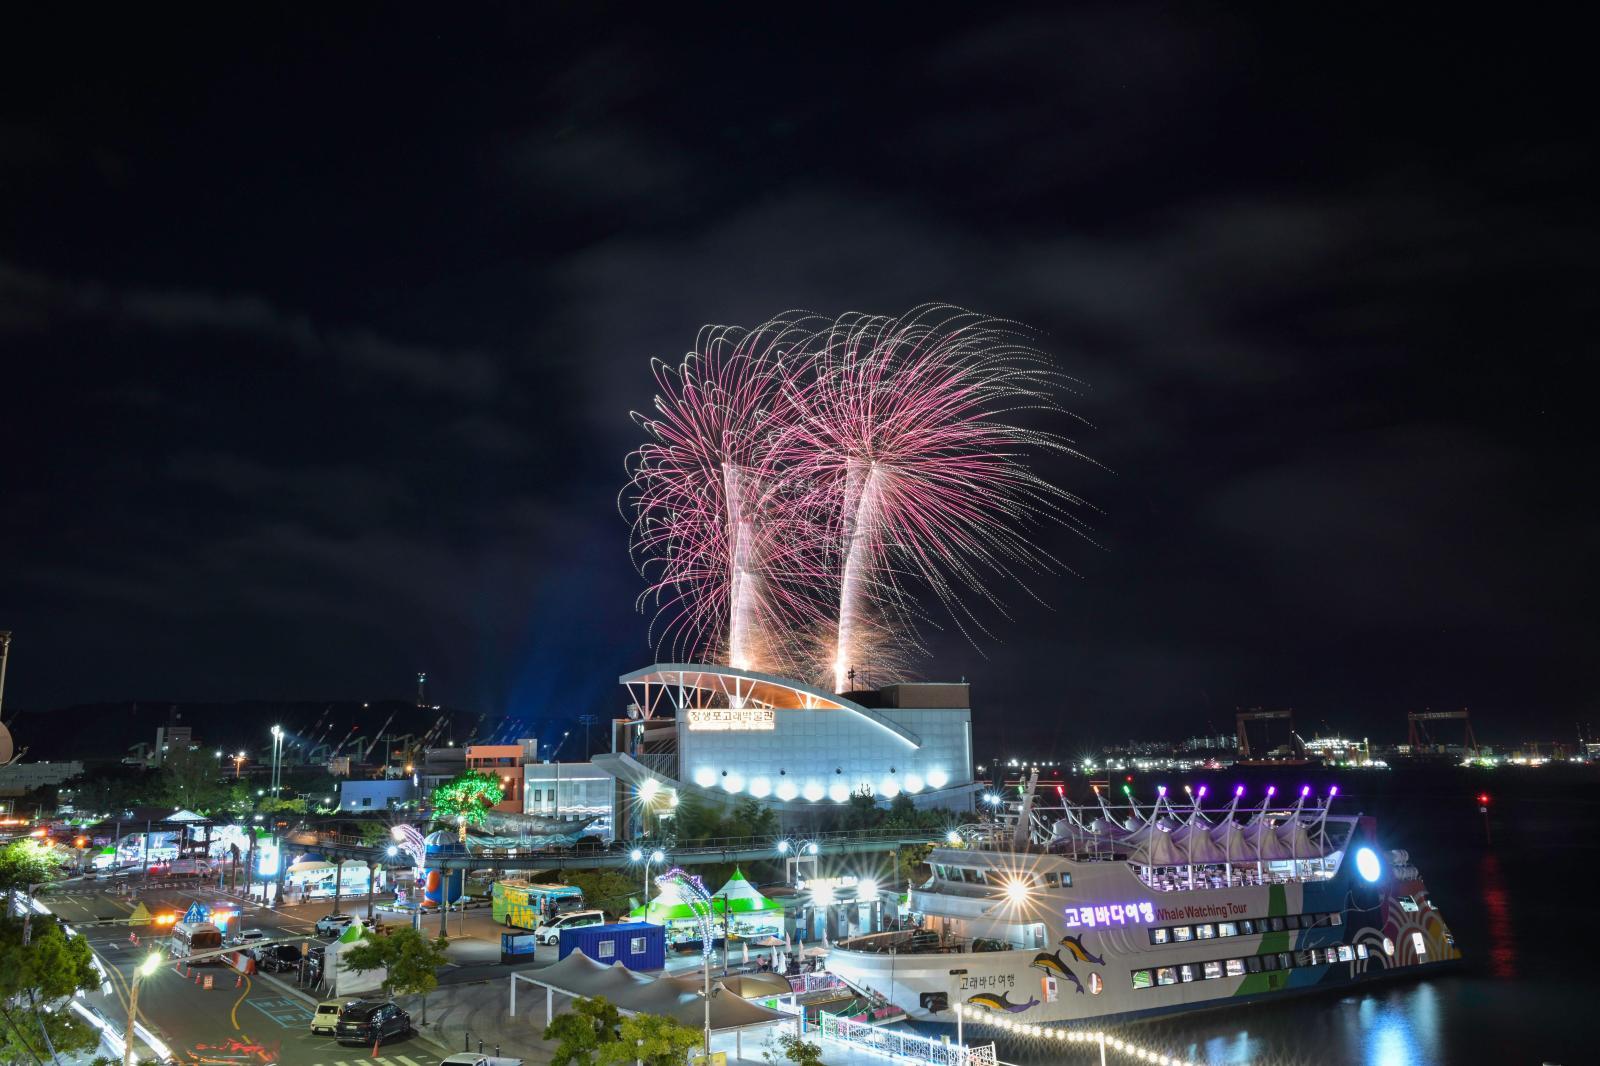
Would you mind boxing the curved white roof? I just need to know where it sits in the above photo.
[621,663,921,748]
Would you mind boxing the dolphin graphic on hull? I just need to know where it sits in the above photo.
[965,990,1040,1013]
[1058,933,1105,966]
[1031,950,1085,994]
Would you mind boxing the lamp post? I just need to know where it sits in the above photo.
[270,725,283,797]
[632,849,666,912]
[125,952,162,1066]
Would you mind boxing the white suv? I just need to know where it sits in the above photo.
[534,909,605,945]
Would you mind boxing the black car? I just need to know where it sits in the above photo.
[334,1001,411,1045]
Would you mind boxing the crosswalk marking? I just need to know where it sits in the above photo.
[311,1057,423,1066]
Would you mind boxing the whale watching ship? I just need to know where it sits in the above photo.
[825,780,1460,1029]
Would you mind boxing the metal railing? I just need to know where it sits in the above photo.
[818,1012,991,1066]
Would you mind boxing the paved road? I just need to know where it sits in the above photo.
[40,885,454,1066]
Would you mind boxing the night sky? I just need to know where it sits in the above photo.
[3,8,1595,752]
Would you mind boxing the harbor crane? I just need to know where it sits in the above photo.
[1407,709,1479,757]
[1236,708,1307,761]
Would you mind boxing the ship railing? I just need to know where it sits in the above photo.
[818,1011,991,1066]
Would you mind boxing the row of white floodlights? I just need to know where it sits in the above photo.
[953,1004,1201,1066]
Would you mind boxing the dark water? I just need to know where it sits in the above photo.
[1001,766,1600,1065]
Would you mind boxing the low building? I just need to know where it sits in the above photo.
[0,759,85,797]
[466,744,526,812]
[524,761,614,840]
[337,779,416,812]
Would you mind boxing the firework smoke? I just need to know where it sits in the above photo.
[625,305,1095,690]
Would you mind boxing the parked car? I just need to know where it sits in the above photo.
[334,1000,411,1045]
[230,928,269,948]
[261,943,303,972]
[310,999,349,1035]
[316,913,356,938]
[534,908,605,945]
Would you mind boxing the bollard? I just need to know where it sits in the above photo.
[495,1046,501,1058]
[463,1033,470,1052]
[478,1041,484,1055]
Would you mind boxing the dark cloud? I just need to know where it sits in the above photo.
[0,7,1595,746]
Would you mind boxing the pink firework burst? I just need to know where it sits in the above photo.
[625,305,1096,690]
[624,316,830,675]
[773,305,1097,691]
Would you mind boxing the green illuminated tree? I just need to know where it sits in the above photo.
[430,770,504,828]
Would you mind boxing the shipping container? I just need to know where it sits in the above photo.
[558,921,666,972]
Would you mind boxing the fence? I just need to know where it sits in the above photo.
[818,1011,994,1066]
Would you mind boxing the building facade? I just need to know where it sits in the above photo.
[596,664,978,836]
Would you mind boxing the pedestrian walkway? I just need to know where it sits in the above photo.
[302,1055,428,1066]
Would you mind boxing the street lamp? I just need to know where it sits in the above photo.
[270,725,283,797]
[233,751,246,779]
[125,952,162,1066]
[635,849,666,912]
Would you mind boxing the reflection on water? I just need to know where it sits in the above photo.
[1478,852,1516,979]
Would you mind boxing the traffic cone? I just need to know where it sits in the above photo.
[372,1038,381,1059]
[235,974,242,988]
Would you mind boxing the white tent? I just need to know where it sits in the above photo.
[1130,828,1185,868]
[324,920,385,996]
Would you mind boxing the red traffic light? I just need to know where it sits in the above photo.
[1477,793,1490,805]
[1055,784,1065,796]
[1125,775,1134,783]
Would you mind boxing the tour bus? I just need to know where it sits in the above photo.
[170,921,225,961]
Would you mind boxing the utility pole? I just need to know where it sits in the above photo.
[0,630,11,718]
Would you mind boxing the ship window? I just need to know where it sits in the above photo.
[1150,927,1169,945]
[1156,967,1177,986]
[1225,958,1246,977]
[1277,952,1293,969]
[1132,970,1153,990]
[1261,954,1279,971]
[1239,919,1255,934]
[1356,944,1369,959]
[1328,912,1343,926]
[1245,956,1263,974]
[1202,961,1222,980]
[1268,917,1285,932]
[1179,964,1195,982]
[1218,922,1237,937]
[1196,924,1215,939]
[1173,926,1193,942]
[1411,932,1426,957]
[1338,945,1355,962]
[1296,950,1315,967]
[1283,915,1302,930]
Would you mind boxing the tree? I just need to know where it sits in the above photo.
[0,913,101,1063]
[430,770,504,828]
[0,840,62,908]
[765,1031,825,1066]
[560,868,641,916]
[596,1013,702,1066]
[339,927,450,1023]
[155,746,231,812]
[543,994,621,1066]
